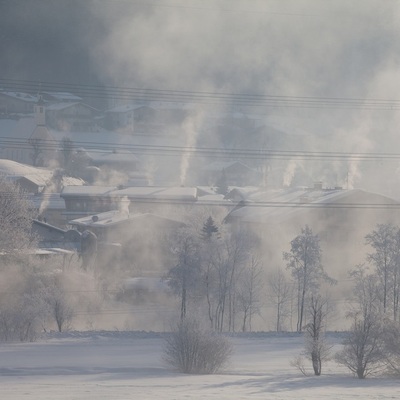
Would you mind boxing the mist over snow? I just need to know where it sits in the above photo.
[2,5,400,396]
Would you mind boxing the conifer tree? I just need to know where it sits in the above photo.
[201,216,219,240]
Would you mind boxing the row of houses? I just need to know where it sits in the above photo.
[27,180,400,281]
[0,89,227,134]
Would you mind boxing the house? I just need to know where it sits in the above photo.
[104,104,136,132]
[0,159,84,194]
[0,90,38,115]
[0,158,84,226]
[0,97,55,166]
[68,210,186,273]
[29,219,80,267]
[60,185,119,220]
[41,92,83,103]
[32,219,81,249]
[45,102,99,131]
[60,185,199,221]
[29,193,68,227]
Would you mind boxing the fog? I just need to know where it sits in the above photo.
[2,1,400,192]
[2,0,400,332]
[85,0,400,196]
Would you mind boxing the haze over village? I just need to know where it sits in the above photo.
[1,1,400,398]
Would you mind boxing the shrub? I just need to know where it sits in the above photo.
[335,312,386,378]
[163,318,233,374]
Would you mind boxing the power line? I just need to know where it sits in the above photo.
[14,194,400,210]
[1,185,399,210]
[2,137,400,162]
[2,78,400,110]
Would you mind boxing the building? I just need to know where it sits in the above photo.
[45,102,99,131]
[0,90,38,115]
[60,185,199,221]
[0,158,84,226]
[28,219,80,267]
[41,92,83,103]
[68,210,186,274]
[0,159,83,193]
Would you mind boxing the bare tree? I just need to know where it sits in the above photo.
[208,229,255,332]
[336,266,386,378]
[304,295,332,376]
[284,226,335,332]
[0,265,48,341]
[237,256,264,332]
[268,268,292,332]
[336,311,385,379]
[167,228,202,320]
[392,228,400,321]
[381,319,400,375]
[225,230,254,332]
[48,286,74,332]
[365,223,397,316]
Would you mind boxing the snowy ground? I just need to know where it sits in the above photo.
[1,332,399,399]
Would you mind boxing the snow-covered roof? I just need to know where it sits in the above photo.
[225,187,400,225]
[32,219,67,233]
[225,186,260,201]
[0,159,84,189]
[69,210,185,229]
[45,102,92,111]
[61,185,198,202]
[85,150,139,165]
[114,186,197,201]
[61,185,116,197]
[106,104,138,113]
[42,92,82,102]
[0,90,38,103]
[69,210,130,228]
[0,158,48,177]
[202,160,254,172]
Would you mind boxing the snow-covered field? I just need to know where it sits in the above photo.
[1,331,399,399]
